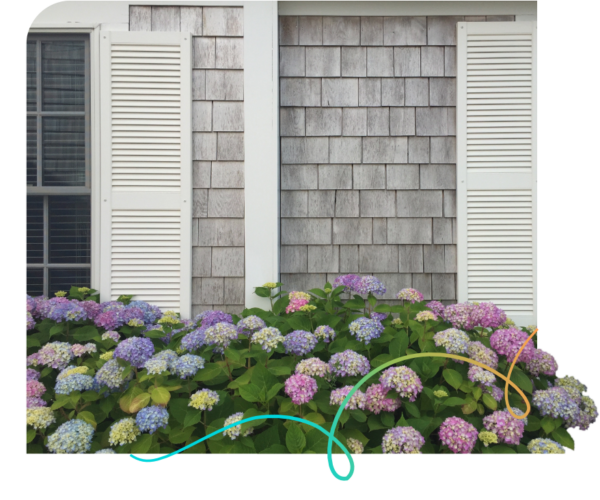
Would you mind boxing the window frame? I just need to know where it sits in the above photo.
[26,33,93,296]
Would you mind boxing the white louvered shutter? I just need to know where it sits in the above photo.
[456,21,537,326]
[100,32,192,316]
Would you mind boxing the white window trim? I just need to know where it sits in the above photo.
[28,25,102,294]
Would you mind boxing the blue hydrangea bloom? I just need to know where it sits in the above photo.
[136,405,169,434]
[47,419,95,454]
[55,373,94,395]
[113,337,155,368]
[282,330,317,356]
[349,317,384,345]
[171,354,205,379]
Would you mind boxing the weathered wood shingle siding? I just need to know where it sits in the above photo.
[130,5,245,315]
[279,14,514,303]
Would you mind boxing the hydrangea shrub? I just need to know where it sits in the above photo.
[26,283,596,455]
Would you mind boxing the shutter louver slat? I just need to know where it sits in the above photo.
[457,22,537,326]
[100,32,192,316]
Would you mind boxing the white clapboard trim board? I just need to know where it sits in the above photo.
[457,21,537,326]
[100,31,192,316]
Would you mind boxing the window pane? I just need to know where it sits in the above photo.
[27,42,37,112]
[48,196,91,264]
[42,117,85,186]
[42,41,85,112]
[27,196,44,264]
[27,117,37,186]
[27,268,44,297]
[49,268,90,296]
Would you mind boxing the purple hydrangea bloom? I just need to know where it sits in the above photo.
[396,288,424,304]
[27,295,36,314]
[379,366,423,402]
[195,310,233,328]
[27,369,40,382]
[467,341,499,370]
[483,410,525,445]
[45,298,86,323]
[370,312,387,322]
[382,426,425,454]
[471,302,507,329]
[443,302,477,330]
[27,312,36,330]
[328,350,370,377]
[526,348,558,377]
[575,396,598,430]
[284,373,318,405]
[127,301,163,325]
[79,300,102,321]
[27,380,46,398]
[532,387,580,423]
[181,327,208,352]
[355,276,386,295]
[314,325,336,343]
[490,326,535,363]
[283,330,317,356]
[203,322,239,354]
[365,384,401,414]
[27,396,47,408]
[114,337,155,368]
[237,315,266,336]
[136,405,169,434]
[330,386,367,410]
[439,416,478,453]
[94,310,122,331]
[332,274,363,293]
[119,306,146,326]
[468,365,496,386]
[37,341,74,370]
[349,317,384,345]
[426,300,446,318]
[482,384,504,402]
[101,331,120,343]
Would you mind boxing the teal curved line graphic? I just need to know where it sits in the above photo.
[131,352,530,481]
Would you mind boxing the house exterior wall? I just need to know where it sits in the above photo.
[129,5,245,315]
[278,14,514,304]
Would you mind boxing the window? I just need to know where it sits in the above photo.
[26,34,91,297]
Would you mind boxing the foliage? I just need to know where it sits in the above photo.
[25,281,596,454]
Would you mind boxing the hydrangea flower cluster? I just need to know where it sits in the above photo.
[109,418,141,446]
[578,396,599,431]
[284,373,319,405]
[370,312,387,322]
[71,343,96,357]
[101,331,120,342]
[171,354,205,379]
[95,449,116,454]
[346,437,364,454]
[526,349,558,377]
[332,274,362,293]
[37,341,74,370]
[314,325,336,343]
[54,367,94,395]
[127,300,163,325]
[189,389,220,411]
[203,322,239,354]
[438,416,478,454]
[223,412,253,440]
[482,385,504,402]
[153,349,178,367]
[330,386,367,410]
[136,406,169,434]
[483,410,525,445]
[415,310,437,322]
[27,396,47,409]
[379,366,423,402]
[27,369,40,382]
[556,376,586,403]
[99,351,113,361]
[195,310,233,328]
[27,407,56,430]
[355,275,386,295]
[237,315,266,336]
[251,327,284,352]
[426,300,446,318]
[94,359,133,390]
[113,337,155,368]
[27,380,45,398]
[489,326,535,363]
[365,384,401,414]
[467,341,499,370]
[47,419,95,453]
[467,366,496,387]
[433,329,470,357]
[27,312,35,330]
[349,317,384,345]
[471,302,507,329]
[443,302,478,330]
[396,288,424,303]
[181,327,207,352]
[282,330,317,356]
[532,387,580,423]
[381,426,425,454]
[144,358,169,375]
[285,291,311,314]
[296,358,330,378]
[527,438,566,454]
[329,350,370,377]
[478,431,498,447]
